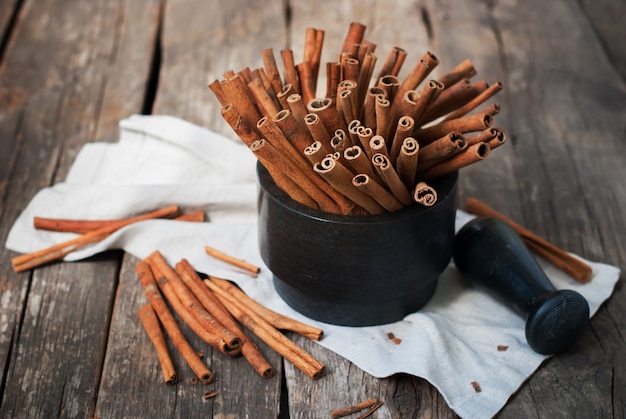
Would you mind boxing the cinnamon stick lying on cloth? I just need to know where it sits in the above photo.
[464,197,593,283]
[12,205,179,272]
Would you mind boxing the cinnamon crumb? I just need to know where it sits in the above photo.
[386,332,401,345]
[497,345,508,352]
[471,381,481,393]
[203,390,219,399]
[190,377,198,385]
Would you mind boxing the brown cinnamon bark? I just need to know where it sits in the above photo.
[135,260,214,384]
[413,112,493,144]
[419,79,488,125]
[210,276,323,341]
[369,135,390,160]
[343,145,382,184]
[371,153,413,206]
[280,49,300,94]
[247,77,281,117]
[377,75,400,101]
[418,132,467,163]
[418,142,490,180]
[341,22,366,58]
[314,157,384,215]
[204,279,326,380]
[273,109,314,153]
[307,97,348,135]
[377,46,407,81]
[331,398,379,419]
[175,260,274,378]
[146,251,241,355]
[396,137,419,189]
[304,141,329,165]
[437,58,477,89]
[219,74,263,132]
[204,245,260,276]
[389,116,415,162]
[138,304,177,385]
[325,62,341,99]
[304,113,332,150]
[362,87,385,131]
[413,182,438,206]
[12,205,179,272]
[261,48,283,94]
[374,94,391,139]
[395,51,439,105]
[353,174,403,212]
[442,81,503,121]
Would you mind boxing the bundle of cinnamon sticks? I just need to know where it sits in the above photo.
[136,251,325,385]
[210,22,507,215]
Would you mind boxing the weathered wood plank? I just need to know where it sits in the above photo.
[579,0,626,81]
[0,0,161,417]
[0,0,20,49]
[94,0,287,417]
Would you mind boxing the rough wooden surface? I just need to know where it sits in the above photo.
[0,0,624,417]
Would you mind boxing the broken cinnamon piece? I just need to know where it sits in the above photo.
[203,390,219,399]
[12,205,179,272]
[210,276,323,341]
[471,381,482,393]
[331,398,378,419]
[497,345,509,352]
[386,332,401,345]
[135,260,214,384]
[137,304,177,385]
[204,245,260,277]
[464,197,593,283]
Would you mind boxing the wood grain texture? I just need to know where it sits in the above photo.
[0,0,160,417]
[0,0,624,417]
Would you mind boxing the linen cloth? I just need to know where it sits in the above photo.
[6,115,620,419]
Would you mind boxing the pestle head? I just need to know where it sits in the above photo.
[526,289,589,354]
[454,216,590,354]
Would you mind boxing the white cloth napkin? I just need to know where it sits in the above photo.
[6,115,619,419]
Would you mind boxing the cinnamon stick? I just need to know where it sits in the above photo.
[204,244,260,276]
[135,260,214,384]
[369,135,389,160]
[362,87,385,130]
[389,116,415,163]
[396,137,419,189]
[12,205,179,273]
[437,58,477,89]
[261,48,283,94]
[304,141,329,165]
[325,62,341,99]
[413,112,493,144]
[395,51,439,105]
[33,209,201,233]
[146,252,241,355]
[371,153,413,206]
[219,74,262,132]
[464,197,593,283]
[353,174,404,212]
[251,138,340,213]
[418,132,467,165]
[419,79,488,125]
[307,97,348,136]
[442,81,503,121]
[341,22,366,58]
[273,109,314,153]
[343,145,382,184]
[204,278,326,379]
[331,398,379,419]
[304,113,332,151]
[377,46,407,80]
[374,94,391,139]
[418,142,490,180]
[175,260,274,378]
[138,304,177,385]
[314,157,384,215]
[247,77,281,117]
[377,75,400,101]
[413,182,438,206]
[280,49,300,94]
[209,276,323,340]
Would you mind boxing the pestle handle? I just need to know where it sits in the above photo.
[453,217,589,354]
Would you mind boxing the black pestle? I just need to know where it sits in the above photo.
[453,216,590,355]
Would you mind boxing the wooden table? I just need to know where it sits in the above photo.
[1,0,624,417]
